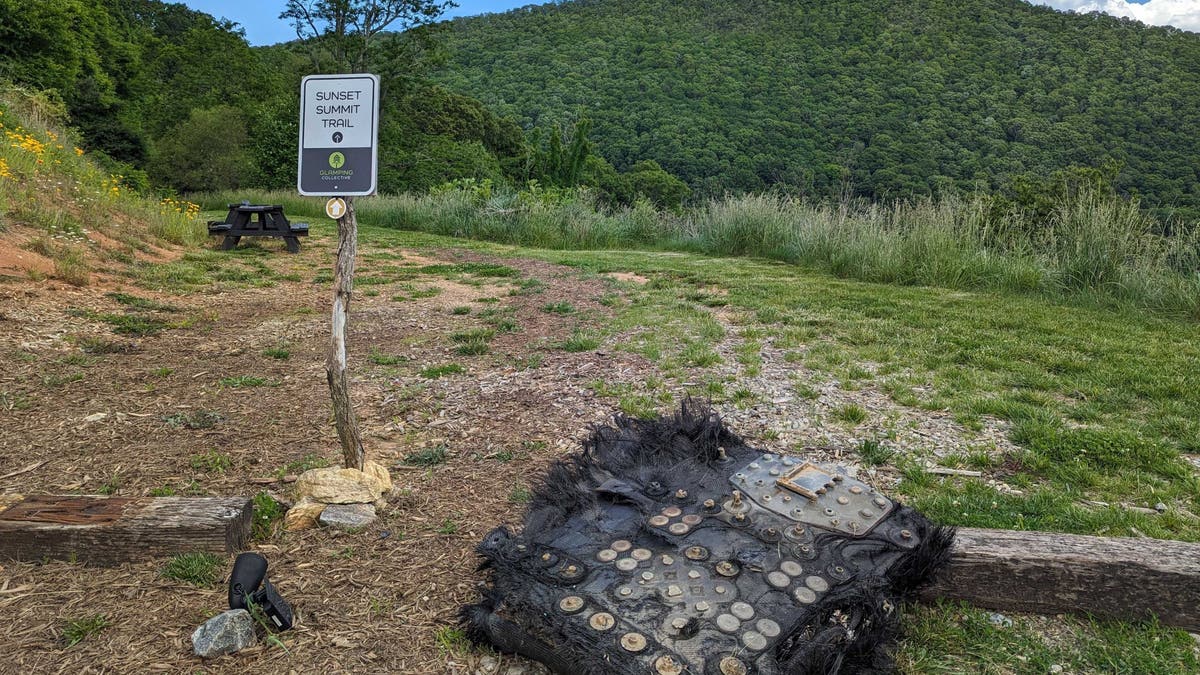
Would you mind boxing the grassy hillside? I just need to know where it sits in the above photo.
[0,84,204,285]
[433,0,1200,217]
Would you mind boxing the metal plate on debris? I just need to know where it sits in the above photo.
[730,455,893,536]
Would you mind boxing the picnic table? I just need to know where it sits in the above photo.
[208,203,309,253]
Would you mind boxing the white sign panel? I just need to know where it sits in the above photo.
[298,74,379,196]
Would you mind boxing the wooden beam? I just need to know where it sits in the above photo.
[0,495,252,566]
[922,527,1200,632]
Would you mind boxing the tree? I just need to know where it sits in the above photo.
[149,106,249,192]
[281,0,457,72]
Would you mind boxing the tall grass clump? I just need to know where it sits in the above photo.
[195,183,1200,317]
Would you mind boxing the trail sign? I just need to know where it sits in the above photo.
[326,198,348,220]
[298,74,379,196]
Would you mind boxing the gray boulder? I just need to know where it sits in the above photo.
[192,608,257,658]
[319,502,377,530]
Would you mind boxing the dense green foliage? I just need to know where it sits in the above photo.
[0,0,680,201]
[433,0,1200,219]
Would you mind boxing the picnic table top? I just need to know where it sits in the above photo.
[227,203,285,213]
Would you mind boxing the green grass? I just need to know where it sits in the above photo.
[859,439,896,467]
[107,292,179,312]
[368,349,408,366]
[189,451,231,473]
[451,305,472,315]
[76,336,134,354]
[421,363,466,378]
[897,602,1200,674]
[62,614,109,647]
[833,403,869,425]
[405,446,448,466]
[277,453,331,477]
[558,329,602,353]
[455,339,490,356]
[160,552,223,586]
[251,491,284,540]
[542,301,575,314]
[263,346,291,360]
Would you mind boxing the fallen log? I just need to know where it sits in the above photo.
[0,494,252,566]
[922,527,1200,632]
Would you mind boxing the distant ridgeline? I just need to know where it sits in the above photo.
[433,0,1200,219]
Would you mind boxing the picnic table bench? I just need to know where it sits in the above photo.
[208,202,309,253]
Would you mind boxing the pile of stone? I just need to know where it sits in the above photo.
[282,461,392,532]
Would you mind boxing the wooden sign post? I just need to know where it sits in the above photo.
[297,74,379,470]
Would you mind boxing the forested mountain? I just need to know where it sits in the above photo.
[433,0,1200,216]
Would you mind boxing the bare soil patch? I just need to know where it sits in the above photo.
[0,232,636,673]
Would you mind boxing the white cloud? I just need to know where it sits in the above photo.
[1037,0,1200,32]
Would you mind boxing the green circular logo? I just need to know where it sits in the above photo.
[328,152,346,169]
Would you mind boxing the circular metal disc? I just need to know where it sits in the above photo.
[780,560,803,576]
[695,601,711,612]
[756,618,781,638]
[715,614,741,633]
[641,571,655,581]
[684,546,709,561]
[849,485,863,494]
[558,596,584,613]
[742,631,767,651]
[655,656,684,675]
[615,558,638,572]
[662,506,683,518]
[668,523,690,535]
[632,548,653,561]
[611,540,632,552]
[588,612,616,631]
[597,549,618,562]
[730,601,755,620]
[661,554,675,565]
[618,586,633,597]
[720,656,748,675]
[794,587,817,604]
[716,561,740,577]
[681,514,703,526]
[620,632,647,652]
[649,515,671,527]
[687,570,701,579]
[805,575,830,592]
[715,585,728,594]
[767,571,791,588]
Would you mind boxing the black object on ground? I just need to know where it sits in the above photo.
[208,202,309,253]
[229,552,294,631]
[461,401,953,674]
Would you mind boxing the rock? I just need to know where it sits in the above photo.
[475,655,500,675]
[191,609,257,658]
[362,460,393,492]
[319,503,377,530]
[294,465,387,504]
[987,612,1013,628]
[1049,665,1063,674]
[1155,502,1167,513]
[282,497,326,532]
[83,412,109,423]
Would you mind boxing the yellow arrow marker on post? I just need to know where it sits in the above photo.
[326,197,347,220]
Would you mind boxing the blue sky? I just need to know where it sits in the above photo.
[182,1,534,45]
[181,0,1199,45]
